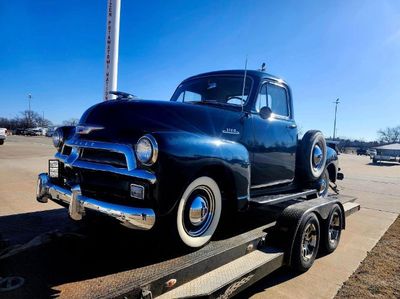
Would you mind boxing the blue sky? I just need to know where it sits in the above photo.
[1,0,399,140]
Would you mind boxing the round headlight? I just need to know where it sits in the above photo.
[52,128,64,148]
[136,134,158,166]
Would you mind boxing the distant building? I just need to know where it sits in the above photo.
[373,143,400,157]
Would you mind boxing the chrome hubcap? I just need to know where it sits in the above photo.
[184,186,215,237]
[189,196,209,226]
[312,145,323,170]
[329,212,340,245]
[301,223,317,261]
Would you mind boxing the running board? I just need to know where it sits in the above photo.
[249,189,317,206]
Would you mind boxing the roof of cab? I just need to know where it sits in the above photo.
[183,69,284,83]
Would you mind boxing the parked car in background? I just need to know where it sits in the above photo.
[356,148,367,156]
[46,127,56,137]
[0,128,7,145]
[366,148,377,157]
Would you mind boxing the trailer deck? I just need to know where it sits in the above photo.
[1,194,359,299]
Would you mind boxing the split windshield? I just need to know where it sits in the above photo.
[170,75,252,107]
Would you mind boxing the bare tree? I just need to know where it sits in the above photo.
[62,118,79,126]
[377,126,400,143]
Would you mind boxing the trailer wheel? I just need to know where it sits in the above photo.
[321,204,342,254]
[176,176,222,248]
[291,213,320,272]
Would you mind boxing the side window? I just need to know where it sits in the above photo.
[176,90,202,102]
[255,84,268,112]
[267,83,289,117]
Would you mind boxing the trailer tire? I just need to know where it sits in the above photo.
[175,176,222,248]
[321,204,342,254]
[291,213,320,272]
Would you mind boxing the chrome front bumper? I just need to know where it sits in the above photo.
[36,173,156,230]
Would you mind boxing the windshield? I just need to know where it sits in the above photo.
[170,75,252,106]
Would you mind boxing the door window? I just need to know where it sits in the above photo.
[255,83,289,117]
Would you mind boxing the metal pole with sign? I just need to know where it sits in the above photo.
[103,0,121,101]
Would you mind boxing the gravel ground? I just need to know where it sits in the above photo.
[335,215,400,299]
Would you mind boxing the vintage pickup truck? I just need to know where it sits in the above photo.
[36,70,341,248]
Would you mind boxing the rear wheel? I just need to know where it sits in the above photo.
[321,204,343,254]
[175,176,222,248]
[291,213,320,272]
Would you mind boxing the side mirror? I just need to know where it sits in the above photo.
[259,106,272,119]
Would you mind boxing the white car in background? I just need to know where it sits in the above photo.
[0,128,7,145]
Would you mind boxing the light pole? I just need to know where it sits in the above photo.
[28,94,32,127]
[333,98,340,140]
[103,0,121,101]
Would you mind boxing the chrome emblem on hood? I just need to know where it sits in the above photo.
[76,125,104,135]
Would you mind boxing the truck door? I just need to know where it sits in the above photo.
[250,81,297,188]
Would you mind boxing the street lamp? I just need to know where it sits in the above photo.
[333,98,340,140]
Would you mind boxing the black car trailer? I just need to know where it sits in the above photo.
[1,192,359,299]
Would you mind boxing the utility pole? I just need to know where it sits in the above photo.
[333,98,340,140]
[28,94,32,128]
[103,0,121,101]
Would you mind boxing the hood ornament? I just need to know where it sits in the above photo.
[76,125,104,135]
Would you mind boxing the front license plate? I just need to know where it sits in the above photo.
[49,159,59,178]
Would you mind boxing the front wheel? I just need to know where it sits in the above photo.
[175,176,222,248]
[0,140,4,145]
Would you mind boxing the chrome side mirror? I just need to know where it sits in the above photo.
[260,106,272,119]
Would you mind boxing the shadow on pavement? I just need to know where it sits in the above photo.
[0,206,280,299]
[367,162,400,167]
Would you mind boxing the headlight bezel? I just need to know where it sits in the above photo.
[135,134,158,166]
[52,128,64,149]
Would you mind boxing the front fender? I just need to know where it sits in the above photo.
[152,131,250,216]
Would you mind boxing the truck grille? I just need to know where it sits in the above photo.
[80,148,127,168]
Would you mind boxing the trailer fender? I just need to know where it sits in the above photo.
[271,198,345,266]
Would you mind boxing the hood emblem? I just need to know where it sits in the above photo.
[76,125,104,135]
[222,128,240,135]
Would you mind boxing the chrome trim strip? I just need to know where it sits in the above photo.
[251,178,294,189]
[36,173,155,230]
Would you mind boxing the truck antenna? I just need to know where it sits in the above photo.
[241,56,248,112]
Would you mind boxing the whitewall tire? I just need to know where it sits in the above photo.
[176,176,222,248]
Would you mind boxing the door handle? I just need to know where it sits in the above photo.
[287,124,297,129]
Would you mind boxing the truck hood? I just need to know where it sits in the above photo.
[78,100,244,143]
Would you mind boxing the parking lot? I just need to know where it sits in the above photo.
[1,135,399,298]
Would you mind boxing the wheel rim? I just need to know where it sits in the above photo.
[183,186,215,237]
[301,223,318,261]
[312,144,324,171]
[318,173,328,197]
[328,211,341,245]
